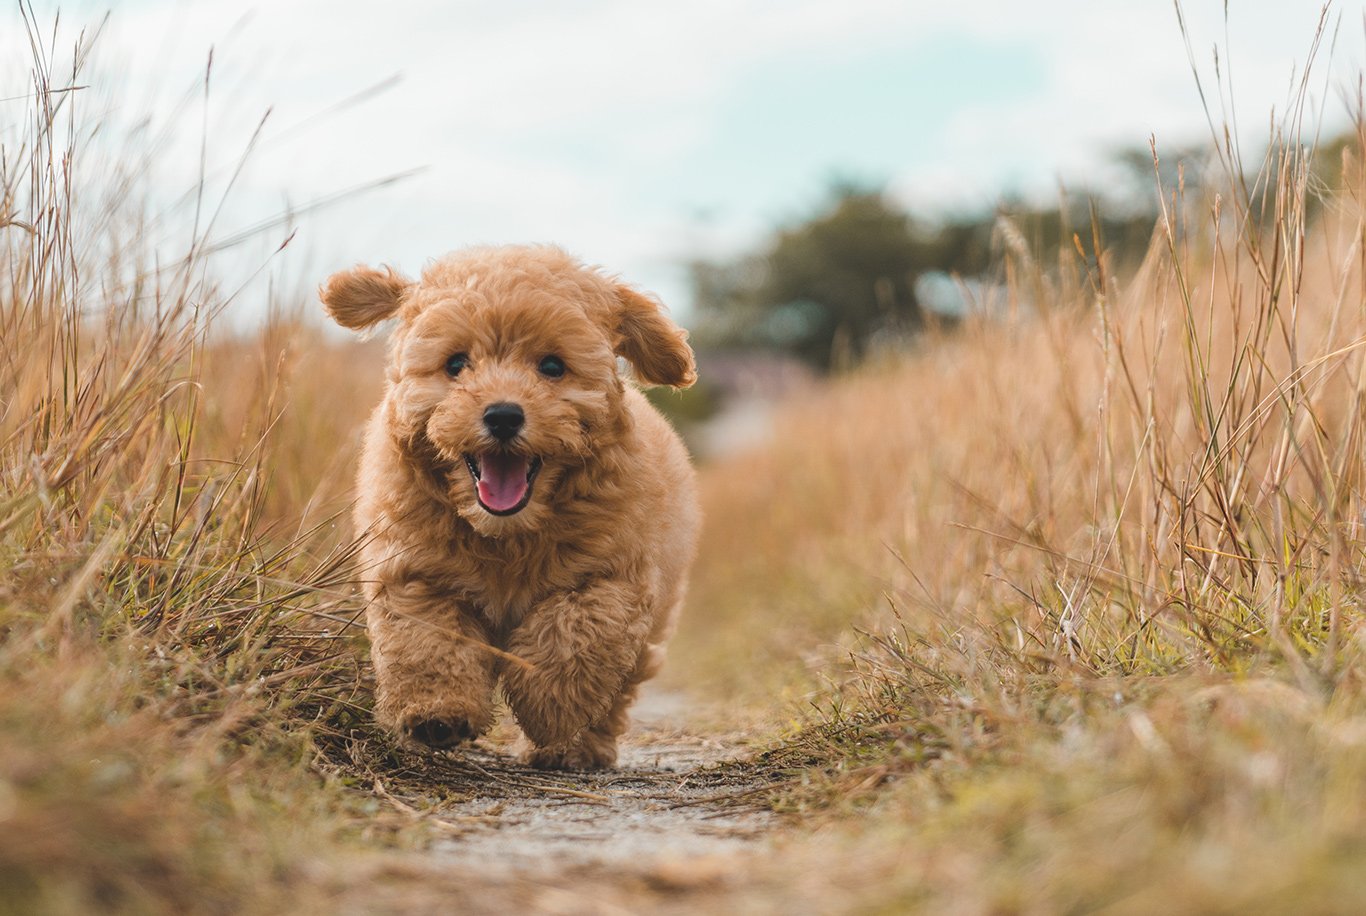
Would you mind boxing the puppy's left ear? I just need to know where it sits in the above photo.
[613,285,697,388]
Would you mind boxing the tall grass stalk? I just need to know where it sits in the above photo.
[675,8,1366,909]
[0,17,383,913]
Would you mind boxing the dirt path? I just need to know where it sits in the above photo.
[346,687,785,914]
[430,689,775,871]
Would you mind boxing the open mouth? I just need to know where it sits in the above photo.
[463,452,543,516]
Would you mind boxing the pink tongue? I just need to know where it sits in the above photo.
[477,453,531,512]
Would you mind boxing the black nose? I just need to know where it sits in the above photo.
[483,402,525,441]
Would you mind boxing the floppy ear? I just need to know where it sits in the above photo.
[319,265,411,331]
[613,285,697,388]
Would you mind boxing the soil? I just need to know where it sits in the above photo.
[339,687,788,915]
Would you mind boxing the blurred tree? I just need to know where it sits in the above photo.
[690,148,1208,372]
[691,185,944,370]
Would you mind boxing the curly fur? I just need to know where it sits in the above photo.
[321,245,700,770]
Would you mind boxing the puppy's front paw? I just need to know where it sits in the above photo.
[517,738,617,771]
[401,714,475,749]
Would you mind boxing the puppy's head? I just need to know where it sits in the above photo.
[321,245,695,535]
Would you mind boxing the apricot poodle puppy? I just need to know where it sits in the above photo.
[321,245,700,770]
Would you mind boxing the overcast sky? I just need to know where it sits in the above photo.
[3,1,1363,320]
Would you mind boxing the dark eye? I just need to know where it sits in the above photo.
[537,355,566,378]
[445,353,469,377]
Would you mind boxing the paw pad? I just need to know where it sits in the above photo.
[407,717,472,748]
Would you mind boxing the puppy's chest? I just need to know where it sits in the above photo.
[447,526,617,634]
[469,580,536,634]
[457,556,575,634]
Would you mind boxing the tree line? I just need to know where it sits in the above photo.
[687,142,1232,371]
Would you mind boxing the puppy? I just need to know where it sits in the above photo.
[321,245,700,770]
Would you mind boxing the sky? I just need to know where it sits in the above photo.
[3,1,1364,321]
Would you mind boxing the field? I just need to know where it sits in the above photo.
[5,16,1366,916]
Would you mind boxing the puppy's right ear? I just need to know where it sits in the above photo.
[319,265,411,330]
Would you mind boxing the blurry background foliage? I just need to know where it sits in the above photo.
[686,143,1224,373]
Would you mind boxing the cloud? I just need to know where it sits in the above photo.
[4,0,1362,319]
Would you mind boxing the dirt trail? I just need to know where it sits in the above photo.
[431,689,775,872]
[350,687,785,913]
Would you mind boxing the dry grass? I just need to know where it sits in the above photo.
[685,28,1366,702]
[6,6,1366,914]
[0,21,392,914]
[670,16,1366,912]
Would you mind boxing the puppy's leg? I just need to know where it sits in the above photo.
[501,580,652,767]
[368,581,496,749]
[518,645,663,770]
